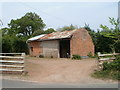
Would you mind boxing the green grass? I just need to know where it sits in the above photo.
[92,70,120,80]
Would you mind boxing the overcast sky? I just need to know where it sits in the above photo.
[0,1,118,31]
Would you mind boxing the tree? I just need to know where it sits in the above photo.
[44,28,56,34]
[1,12,46,53]
[100,17,120,53]
[8,12,46,37]
[2,34,28,53]
[83,23,96,44]
[2,35,12,53]
[83,23,114,53]
[31,28,56,36]
[95,31,114,53]
[57,24,78,31]
[1,27,10,36]
[32,30,45,37]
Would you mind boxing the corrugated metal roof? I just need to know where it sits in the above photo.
[27,29,78,42]
[27,34,46,42]
[39,29,77,40]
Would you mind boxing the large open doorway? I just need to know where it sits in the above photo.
[59,39,70,58]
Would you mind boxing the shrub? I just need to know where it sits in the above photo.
[87,52,97,58]
[102,56,120,71]
[93,70,110,79]
[93,70,120,80]
[112,71,120,80]
[93,55,120,80]
[39,55,44,58]
[116,55,120,60]
[102,62,109,70]
[72,54,82,60]
[87,52,92,58]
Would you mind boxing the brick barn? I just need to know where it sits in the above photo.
[27,28,94,58]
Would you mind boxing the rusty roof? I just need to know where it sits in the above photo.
[38,29,77,41]
[27,29,79,42]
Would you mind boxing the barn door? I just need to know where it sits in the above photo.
[59,39,70,58]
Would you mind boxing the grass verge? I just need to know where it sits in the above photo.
[92,70,120,80]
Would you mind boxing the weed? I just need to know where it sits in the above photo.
[72,54,82,60]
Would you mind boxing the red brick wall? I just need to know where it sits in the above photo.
[70,29,94,57]
[28,41,42,56]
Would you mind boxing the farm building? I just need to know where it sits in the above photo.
[27,28,94,58]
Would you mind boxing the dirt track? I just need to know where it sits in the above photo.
[25,57,117,84]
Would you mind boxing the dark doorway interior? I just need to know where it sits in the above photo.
[59,39,70,58]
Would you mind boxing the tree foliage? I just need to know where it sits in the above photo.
[32,30,45,37]
[83,20,119,53]
[31,28,56,36]
[1,12,57,54]
[44,28,56,34]
[2,30,29,53]
[100,17,120,53]
[57,24,78,31]
[83,23,96,44]
[95,31,114,53]
[8,12,46,37]
[2,12,46,53]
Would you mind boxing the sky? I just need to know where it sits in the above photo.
[0,1,118,31]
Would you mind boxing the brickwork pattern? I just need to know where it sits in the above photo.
[70,29,94,57]
[28,41,42,56]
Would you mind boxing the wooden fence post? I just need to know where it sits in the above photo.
[97,52,120,70]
